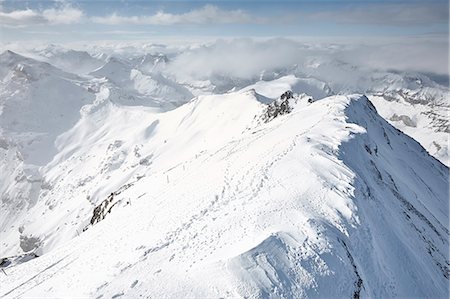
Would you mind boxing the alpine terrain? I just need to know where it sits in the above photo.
[0,45,448,298]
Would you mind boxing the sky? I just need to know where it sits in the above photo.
[0,0,448,42]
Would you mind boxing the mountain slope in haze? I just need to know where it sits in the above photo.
[0,50,98,251]
[89,56,193,108]
[0,92,447,298]
[0,50,96,165]
[33,44,105,75]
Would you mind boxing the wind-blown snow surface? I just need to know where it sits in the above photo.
[0,92,448,298]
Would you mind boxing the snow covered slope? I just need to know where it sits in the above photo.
[0,50,98,253]
[89,56,193,108]
[6,44,448,164]
[239,73,449,166]
[33,44,105,75]
[0,50,95,164]
[368,89,449,166]
[0,49,199,253]
[1,92,447,298]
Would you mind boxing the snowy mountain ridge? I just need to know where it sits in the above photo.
[0,47,448,298]
[0,89,448,298]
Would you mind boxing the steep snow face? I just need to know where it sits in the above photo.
[0,93,447,298]
[236,73,449,166]
[368,93,449,166]
[360,72,449,166]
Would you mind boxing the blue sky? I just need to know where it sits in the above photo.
[0,0,448,42]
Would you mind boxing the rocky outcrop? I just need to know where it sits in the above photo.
[390,113,416,127]
[89,193,117,226]
[263,91,294,122]
[262,90,314,123]
[0,252,39,270]
[19,235,41,253]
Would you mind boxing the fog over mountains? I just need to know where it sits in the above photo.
[0,39,448,298]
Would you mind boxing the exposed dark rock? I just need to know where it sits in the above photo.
[263,90,295,122]
[0,252,39,269]
[390,114,416,127]
[90,193,116,225]
[19,235,41,253]
[85,175,146,231]
[339,239,364,299]
[280,90,293,101]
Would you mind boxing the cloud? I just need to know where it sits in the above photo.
[309,3,448,26]
[0,3,83,27]
[42,4,83,24]
[165,38,448,84]
[167,39,304,79]
[0,9,44,26]
[341,40,449,76]
[92,5,261,25]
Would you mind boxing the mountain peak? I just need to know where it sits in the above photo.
[0,89,448,298]
[0,50,26,62]
[0,43,448,299]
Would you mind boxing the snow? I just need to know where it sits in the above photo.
[0,46,448,298]
[369,94,450,166]
[0,91,448,298]
[0,51,95,165]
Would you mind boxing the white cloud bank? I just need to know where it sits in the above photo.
[165,38,449,81]
[0,4,260,27]
[91,5,260,25]
[0,2,446,28]
[0,3,83,27]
